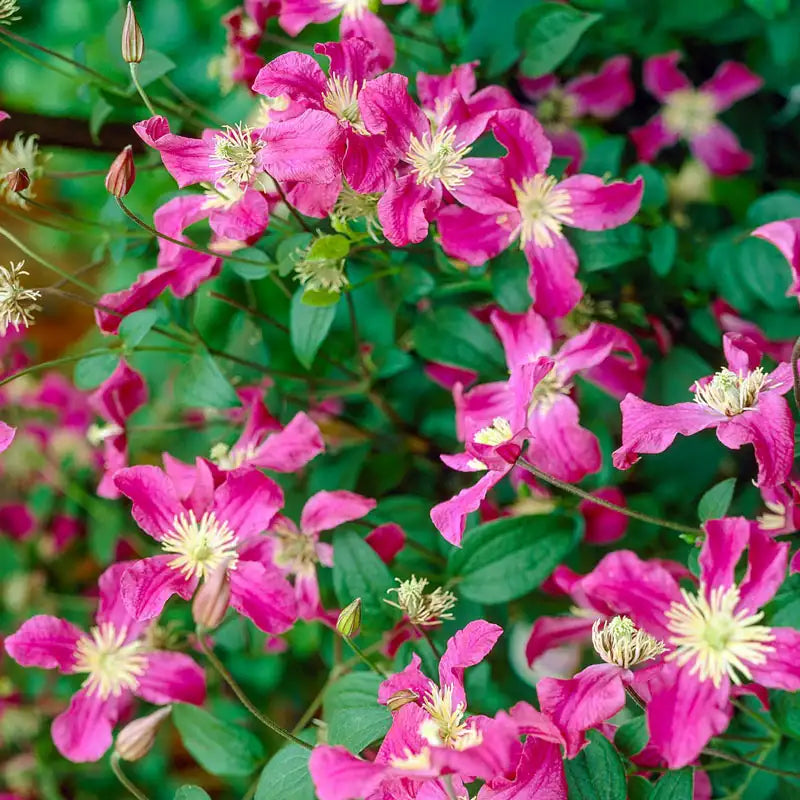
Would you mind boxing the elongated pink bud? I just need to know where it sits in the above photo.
[121,2,144,64]
[114,706,172,761]
[192,562,231,630]
[105,145,135,197]
[5,168,29,193]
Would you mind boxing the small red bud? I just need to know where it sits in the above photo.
[5,168,30,193]
[105,145,135,198]
[121,2,144,64]
[114,706,171,761]
[192,562,231,630]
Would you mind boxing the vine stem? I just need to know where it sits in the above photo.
[129,63,158,117]
[515,458,702,535]
[342,636,389,679]
[0,349,111,389]
[196,628,313,750]
[110,754,150,800]
[413,624,442,661]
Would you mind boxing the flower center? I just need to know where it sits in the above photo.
[0,1,22,26]
[272,523,319,573]
[406,125,472,191]
[473,416,513,446]
[86,422,124,447]
[385,575,457,627]
[693,367,766,416]
[322,75,366,132]
[72,623,147,700]
[420,683,482,750]
[662,89,716,138]
[513,174,573,248]
[536,89,579,128]
[209,442,258,471]
[529,366,570,413]
[161,511,239,580]
[0,260,41,335]
[211,124,264,187]
[592,615,666,669]
[324,0,372,19]
[665,584,775,688]
[389,747,433,771]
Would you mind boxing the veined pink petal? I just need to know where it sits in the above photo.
[537,663,630,758]
[580,487,628,545]
[339,11,395,72]
[612,395,721,470]
[698,517,751,592]
[365,523,405,564]
[378,175,441,246]
[134,117,217,187]
[5,615,82,672]
[309,745,388,800]
[525,616,595,666]
[137,651,206,705]
[315,39,381,85]
[425,363,479,390]
[523,237,583,318]
[559,174,643,231]
[701,61,762,112]
[342,128,397,194]
[89,359,146,427]
[478,738,567,800]
[630,115,680,163]
[96,562,147,638]
[437,205,516,265]
[748,627,800,691]
[791,549,800,575]
[449,157,518,215]
[556,322,637,381]
[212,468,284,538]
[643,52,692,101]
[566,55,634,118]
[491,108,553,181]
[51,688,121,763]
[228,561,297,633]
[0,421,15,453]
[378,652,431,705]
[689,122,752,176]
[738,531,789,612]
[438,620,503,706]
[250,411,324,472]
[716,393,794,487]
[418,62,479,109]
[121,555,197,620]
[252,51,327,106]
[430,469,506,546]
[208,189,270,241]
[723,332,763,374]
[114,465,185,540]
[95,268,174,335]
[490,307,552,372]
[283,176,342,218]
[300,490,376,534]
[278,0,337,37]
[359,72,428,152]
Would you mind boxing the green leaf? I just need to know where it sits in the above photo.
[228,248,273,280]
[571,225,645,273]
[175,351,240,409]
[308,234,350,260]
[172,704,265,777]
[745,0,789,21]
[333,530,396,630]
[614,716,649,757]
[277,233,314,276]
[118,308,158,348]
[174,788,212,800]
[301,289,341,307]
[774,692,800,739]
[649,225,678,277]
[73,352,120,390]
[290,290,337,369]
[255,733,315,800]
[449,513,581,604]
[697,478,736,522]
[517,4,601,77]
[627,776,653,800]
[650,768,693,800]
[627,165,668,210]
[747,191,800,226]
[134,50,176,87]
[733,238,795,310]
[565,730,627,800]
[413,306,505,373]
[325,673,391,752]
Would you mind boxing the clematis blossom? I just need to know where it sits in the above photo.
[4,562,206,762]
[114,464,297,634]
[613,333,794,487]
[437,109,643,316]
[712,299,795,363]
[631,53,762,176]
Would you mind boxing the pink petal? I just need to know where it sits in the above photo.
[5,615,81,671]
[342,128,397,194]
[748,627,800,691]
[121,555,197,620]
[689,122,752,177]
[523,237,583,318]
[630,115,680,163]
[283,176,342,218]
[208,189,270,241]
[752,218,800,299]
[137,651,207,705]
[701,61,762,112]
[250,411,324,472]
[437,205,515,265]
[430,469,506,546]
[339,11,395,72]
[309,745,388,800]
[301,490,376,534]
[438,621,503,706]
[89,359,147,426]
[252,51,327,105]
[228,560,297,633]
[738,530,789,611]
[479,738,567,800]
[448,157,518,215]
[723,332,763,373]
[491,108,553,182]
[525,616,595,666]
[580,487,628,545]
[0,503,35,540]
[490,307,552,372]
[134,117,217,187]
[537,663,630,758]
[377,652,431,704]
[566,56,634,118]
[425,363,479,390]
[0,421,15,453]
[51,688,121,763]
[315,38,382,84]
[96,562,147,637]
[643,52,692,102]
[715,393,794,487]
[612,395,721,470]
[114,465,185,540]
[698,517,750,592]
[278,0,337,37]
[95,269,174,335]
[559,174,643,231]
[365,523,405,564]
[212,468,284,538]
[378,175,441,246]
[359,72,428,152]
[646,663,731,769]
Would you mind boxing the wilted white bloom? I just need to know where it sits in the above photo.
[0,261,41,334]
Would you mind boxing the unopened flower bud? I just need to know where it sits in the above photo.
[5,168,29,193]
[192,562,231,630]
[114,706,171,761]
[121,2,144,64]
[336,598,362,638]
[386,689,419,712]
[105,145,135,198]
[592,615,666,669]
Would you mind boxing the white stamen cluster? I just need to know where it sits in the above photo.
[161,511,239,580]
[406,126,472,191]
[513,174,573,248]
[0,261,41,335]
[209,441,257,471]
[420,683,482,750]
[324,0,371,20]
[272,522,319,573]
[292,246,349,294]
[693,367,767,417]
[0,0,20,26]
[662,89,716,139]
[86,422,124,448]
[322,75,366,132]
[211,124,264,188]
[536,89,579,129]
[665,584,775,688]
[73,623,147,699]
[385,575,457,627]
[592,615,666,669]
[530,366,570,413]
[473,417,513,447]
[332,186,382,241]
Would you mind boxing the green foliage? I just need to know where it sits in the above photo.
[324,673,392,752]
[255,735,316,800]
[565,730,627,800]
[290,290,338,368]
[697,478,736,522]
[650,768,694,799]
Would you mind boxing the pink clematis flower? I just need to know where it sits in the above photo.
[87,360,147,499]
[437,109,643,317]
[752,218,800,303]
[520,56,634,172]
[310,621,530,800]
[4,562,206,762]
[613,333,794,487]
[113,465,297,634]
[546,517,800,767]
[631,53,762,176]
[0,421,14,453]
[712,299,796,363]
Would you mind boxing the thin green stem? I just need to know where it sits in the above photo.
[702,747,800,779]
[196,628,312,750]
[342,636,389,679]
[413,624,442,661]
[516,458,702,535]
[129,63,158,117]
[110,754,150,800]
[0,34,76,79]
[18,194,139,235]
[0,350,109,389]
